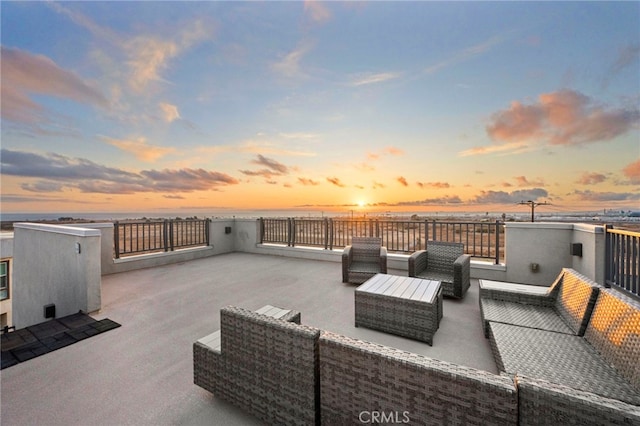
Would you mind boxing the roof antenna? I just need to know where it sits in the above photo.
[518,200,550,222]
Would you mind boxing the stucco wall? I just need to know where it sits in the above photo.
[503,222,605,286]
[571,224,606,285]
[12,223,101,329]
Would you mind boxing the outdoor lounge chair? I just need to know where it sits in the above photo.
[408,241,470,299]
[342,237,387,284]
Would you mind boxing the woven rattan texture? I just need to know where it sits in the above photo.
[489,322,640,405]
[479,269,599,337]
[408,241,471,299]
[583,288,640,393]
[516,375,640,426]
[319,331,518,426]
[195,306,321,425]
[342,237,387,284]
[553,269,600,336]
[480,299,572,337]
[355,285,442,345]
[354,292,442,345]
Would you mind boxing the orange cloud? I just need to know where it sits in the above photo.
[397,176,408,186]
[417,181,450,189]
[327,177,345,187]
[623,159,640,184]
[486,89,639,147]
[100,135,175,162]
[576,172,607,185]
[514,176,545,187]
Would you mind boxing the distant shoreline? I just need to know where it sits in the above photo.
[2,210,639,233]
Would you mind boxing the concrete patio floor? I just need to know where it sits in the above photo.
[1,252,496,426]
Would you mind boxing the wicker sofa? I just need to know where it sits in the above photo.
[342,237,387,284]
[479,268,600,338]
[193,306,320,426]
[480,267,640,420]
[195,301,640,425]
[408,241,471,299]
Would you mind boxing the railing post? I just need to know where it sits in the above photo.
[205,219,211,246]
[114,221,120,259]
[432,220,437,241]
[605,224,613,288]
[495,220,501,264]
[329,218,334,250]
[259,218,264,244]
[162,219,169,251]
[288,218,295,247]
[323,217,329,250]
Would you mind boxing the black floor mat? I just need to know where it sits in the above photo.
[1,313,120,370]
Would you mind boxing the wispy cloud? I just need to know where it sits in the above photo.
[397,176,408,187]
[514,176,545,187]
[99,135,175,162]
[159,103,181,123]
[48,2,212,93]
[570,190,640,202]
[271,41,313,79]
[458,142,534,157]
[425,35,504,75]
[575,172,607,185]
[1,149,238,194]
[298,177,320,186]
[350,72,402,86]
[394,195,463,206]
[417,181,450,189]
[327,177,345,187]
[239,155,290,180]
[304,0,332,24]
[1,47,108,129]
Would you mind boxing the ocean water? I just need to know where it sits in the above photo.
[2,209,638,223]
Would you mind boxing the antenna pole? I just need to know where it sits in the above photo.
[518,200,550,222]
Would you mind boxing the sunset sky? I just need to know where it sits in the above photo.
[1,1,639,217]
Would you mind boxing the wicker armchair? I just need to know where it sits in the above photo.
[342,237,387,284]
[408,241,470,299]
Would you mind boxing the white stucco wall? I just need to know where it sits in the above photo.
[503,222,605,286]
[12,223,101,329]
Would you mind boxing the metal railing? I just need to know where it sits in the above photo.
[259,218,504,263]
[114,219,210,258]
[605,226,639,298]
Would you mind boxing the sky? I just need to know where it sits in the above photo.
[1,1,639,217]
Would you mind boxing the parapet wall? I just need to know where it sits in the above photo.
[12,223,101,329]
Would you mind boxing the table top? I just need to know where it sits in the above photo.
[356,274,440,303]
[478,279,549,295]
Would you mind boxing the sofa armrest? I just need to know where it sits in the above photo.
[408,250,427,277]
[342,245,353,282]
[379,246,388,274]
[453,254,471,298]
[479,283,554,307]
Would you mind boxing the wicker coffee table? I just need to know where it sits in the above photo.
[355,274,442,345]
